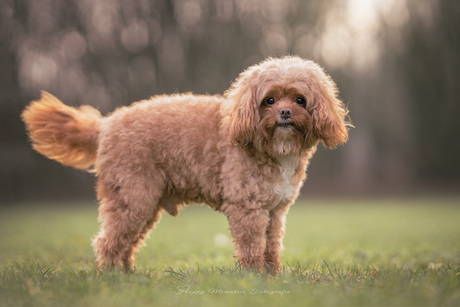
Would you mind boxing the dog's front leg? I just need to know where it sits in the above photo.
[225,206,270,270]
[264,207,289,273]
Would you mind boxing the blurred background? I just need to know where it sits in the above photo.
[0,0,459,204]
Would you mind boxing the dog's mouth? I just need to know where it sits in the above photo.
[276,122,293,130]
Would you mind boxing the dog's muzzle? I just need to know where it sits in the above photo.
[277,108,293,128]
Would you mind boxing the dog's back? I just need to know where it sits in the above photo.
[96,94,227,210]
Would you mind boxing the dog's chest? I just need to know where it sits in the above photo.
[273,156,300,203]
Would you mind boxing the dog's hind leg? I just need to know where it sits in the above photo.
[123,206,164,269]
[92,176,165,271]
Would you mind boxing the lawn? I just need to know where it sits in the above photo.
[0,198,459,306]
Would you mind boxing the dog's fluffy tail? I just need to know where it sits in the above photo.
[21,91,101,170]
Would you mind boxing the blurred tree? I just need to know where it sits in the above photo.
[394,0,460,181]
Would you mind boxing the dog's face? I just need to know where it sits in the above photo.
[226,56,350,156]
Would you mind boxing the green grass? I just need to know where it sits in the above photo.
[1,198,459,306]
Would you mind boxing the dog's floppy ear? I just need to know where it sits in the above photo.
[225,66,260,147]
[311,76,351,148]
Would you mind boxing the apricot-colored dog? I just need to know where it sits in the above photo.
[22,56,350,272]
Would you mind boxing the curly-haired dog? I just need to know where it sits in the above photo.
[22,56,350,272]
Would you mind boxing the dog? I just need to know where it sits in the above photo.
[22,56,350,272]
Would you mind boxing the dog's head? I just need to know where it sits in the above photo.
[226,56,350,156]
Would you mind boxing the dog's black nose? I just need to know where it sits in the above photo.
[279,108,292,120]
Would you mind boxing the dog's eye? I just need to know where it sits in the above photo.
[296,97,306,105]
[266,97,276,105]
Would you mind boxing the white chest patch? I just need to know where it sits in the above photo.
[274,155,300,203]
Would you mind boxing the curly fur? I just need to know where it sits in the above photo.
[22,92,101,169]
[22,56,350,272]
